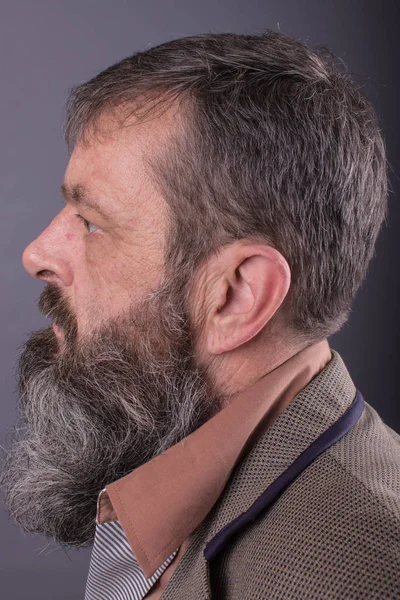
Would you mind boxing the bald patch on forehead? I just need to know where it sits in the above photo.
[63,102,179,239]
[74,95,187,158]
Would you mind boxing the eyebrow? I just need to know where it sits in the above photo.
[61,182,110,221]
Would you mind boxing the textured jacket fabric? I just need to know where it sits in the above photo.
[86,340,331,599]
[159,350,400,599]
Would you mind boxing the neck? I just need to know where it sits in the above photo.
[205,333,309,400]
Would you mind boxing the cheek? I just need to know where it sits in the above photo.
[81,238,162,314]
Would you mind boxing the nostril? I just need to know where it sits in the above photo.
[37,269,56,280]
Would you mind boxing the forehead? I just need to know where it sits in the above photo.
[64,105,180,209]
[65,117,151,191]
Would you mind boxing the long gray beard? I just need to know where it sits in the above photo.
[0,281,220,548]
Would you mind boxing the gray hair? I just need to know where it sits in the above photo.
[66,30,388,340]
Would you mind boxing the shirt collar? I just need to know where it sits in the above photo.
[97,340,331,578]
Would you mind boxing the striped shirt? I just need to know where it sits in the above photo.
[85,520,178,600]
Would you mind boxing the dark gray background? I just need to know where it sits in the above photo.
[1,1,399,598]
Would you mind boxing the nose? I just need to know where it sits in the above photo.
[22,215,73,287]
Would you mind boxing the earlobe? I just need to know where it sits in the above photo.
[208,245,291,355]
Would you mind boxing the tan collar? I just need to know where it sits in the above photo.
[97,340,331,578]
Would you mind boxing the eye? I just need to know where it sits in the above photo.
[75,214,97,234]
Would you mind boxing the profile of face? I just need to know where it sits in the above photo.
[0,112,221,548]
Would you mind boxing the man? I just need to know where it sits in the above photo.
[1,30,399,599]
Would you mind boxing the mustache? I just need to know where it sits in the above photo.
[38,284,77,342]
[38,283,71,324]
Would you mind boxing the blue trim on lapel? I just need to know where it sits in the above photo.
[204,389,365,562]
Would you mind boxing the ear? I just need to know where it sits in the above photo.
[206,243,291,355]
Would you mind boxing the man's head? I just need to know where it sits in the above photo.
[1,30,387,548]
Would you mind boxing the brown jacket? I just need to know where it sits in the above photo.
[157,349,400,599]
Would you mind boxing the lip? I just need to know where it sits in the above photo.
[52,323,65,345]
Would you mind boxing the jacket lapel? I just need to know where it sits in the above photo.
[161,349,356,599]
[202,349,356,547]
